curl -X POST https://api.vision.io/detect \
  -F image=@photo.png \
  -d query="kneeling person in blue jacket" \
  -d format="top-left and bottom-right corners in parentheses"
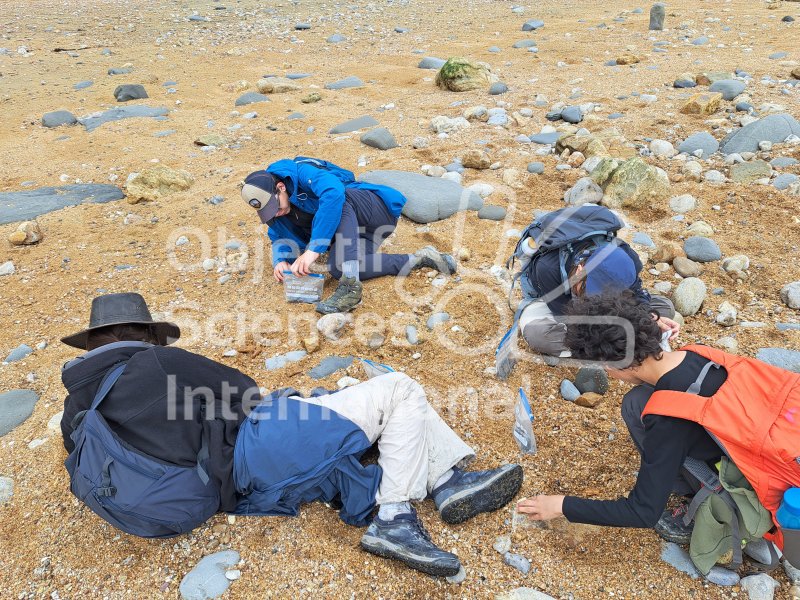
top-left (241, 157), bottom-right (456, 314)
top-left (61, 293), bottom-right (523, 578)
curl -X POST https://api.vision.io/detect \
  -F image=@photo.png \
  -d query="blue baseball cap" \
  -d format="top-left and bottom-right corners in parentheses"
top-left (583, 246), bottom-right (638, 295)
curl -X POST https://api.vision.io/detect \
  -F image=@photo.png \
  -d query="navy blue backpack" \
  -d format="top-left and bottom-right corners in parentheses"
top-left (64, 363), bottom-right (220, 538)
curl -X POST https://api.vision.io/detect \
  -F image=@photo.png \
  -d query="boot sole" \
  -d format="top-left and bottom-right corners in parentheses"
top-left (315, 300), bottom-right (362, 315)
top-left (439, 465), bottom-right (523, 525)
top-left (360, 536), bottom-right (461, 577)
top-left (654, 522), bottom-right (692, 545)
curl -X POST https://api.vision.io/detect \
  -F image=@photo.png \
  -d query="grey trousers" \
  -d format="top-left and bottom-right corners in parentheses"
top-left (621, 384), bottom-right (700, 497)
top-left (520, 294), bottom-right (676, 356)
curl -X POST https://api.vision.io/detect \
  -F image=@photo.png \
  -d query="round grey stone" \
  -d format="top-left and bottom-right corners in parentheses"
top-left (560, 380), bottom-right (580, 402)
top-left (527, 162), bottom-right (545, 174)
top-left (560, 106), bottom-right (583, 124)
top-left (678, 132), bottom-right (719, 157)
top-left (42, 110), bottom-right (77, 128)
top-left (489, 82), bottom-right (508, 95)
top-left (574, 366), bottom-right (609, 395)
top-left (684, 236), bottom-right (722, 262)
top-left (113, 84), bottom-right (148, 102)
top-left (709, 79), bottom-right (746, 101)
top-left (673, 277), bottom-right (707, 317)
top-left (478, 205), bottom-right (507, 220)
top-left (0, 389), bottom-right (39, 437)
top-left (774, 173), bottom-right (798, 190)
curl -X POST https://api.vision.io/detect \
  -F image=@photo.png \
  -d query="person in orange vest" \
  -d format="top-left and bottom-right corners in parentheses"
top-left (517, 289), bottom-right (800, 558)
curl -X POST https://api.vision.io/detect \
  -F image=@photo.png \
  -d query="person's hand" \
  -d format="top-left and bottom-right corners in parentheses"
top-left (655, 316), bottom-right (681, 340)
top-left (516, 495), bottom-right (565, 521)
top-left (273, 261), bottom-right (291, 283)
top-left (290, 250), bottom-right (319, 277)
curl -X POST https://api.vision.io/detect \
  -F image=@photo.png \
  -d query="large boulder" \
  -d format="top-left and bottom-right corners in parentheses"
top-left (0, 184), bottom-right (125, 225)
top-left (719, 114), bottom-right (800, 155)
top-left (592, 157), bottom-right (670, 209)
top-left (125, 166), bottom-right (194, 204)
top-left (359, 170), bottom-right (483, 223)
top-left (435, 57), bottom-right (499, 92)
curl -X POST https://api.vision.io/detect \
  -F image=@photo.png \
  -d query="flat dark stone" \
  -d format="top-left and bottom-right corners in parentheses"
top-left (73, 80), bottom-right (94, 90)
top-left (286, 73), bottom-right (311, 80)
top-left (417, 57), bottom-right (446, 69)
top-left (114, 84), bottom-right (148, 102)
top-left (329, 115), bottom-right (379, 134)
top-left (42, 110), bottom-right (77, 128)
top-left (108, 67), bottom-right (132, 75)
top-left (235, 92), bottom-right (270, 107)
top-left (756, 348), bottom-right (800, 373)
top-left (530, 131), bottom-right (561, 144)
top-left (79, 105), bottom-right (169, 132)
top-left (0, 184), bottom-right (125, 224)
top-left (325, 76), bottom-right (364, 90)
top-left (0, 390), bottom-right (39, 437)
top-left (308, 356), bottom-right (354, 379)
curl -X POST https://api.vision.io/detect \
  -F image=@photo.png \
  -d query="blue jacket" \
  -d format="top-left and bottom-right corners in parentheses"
top-left (232, 389), bottom-right (381, 527)
top-left (265, 159), bottom-right (407, 267)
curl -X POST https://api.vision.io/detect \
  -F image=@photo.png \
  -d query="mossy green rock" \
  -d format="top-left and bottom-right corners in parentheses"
top-left (435, 57), bottom-right (498, 92)
top-left (598, 157), bottom-right (670, 209)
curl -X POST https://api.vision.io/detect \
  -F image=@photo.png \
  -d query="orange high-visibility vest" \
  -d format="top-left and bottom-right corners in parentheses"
top-left (642, 344), bottom-right (800, 549)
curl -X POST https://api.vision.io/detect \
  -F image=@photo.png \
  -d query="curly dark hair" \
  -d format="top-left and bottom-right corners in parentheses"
top-left (564, 290), bottom-right (663, 367)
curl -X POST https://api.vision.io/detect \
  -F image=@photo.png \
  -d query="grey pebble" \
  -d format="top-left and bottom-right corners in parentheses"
top-left (42, 110), bottom-right (77, 128)
top-left (330, 115), bottom-right (379, 134)
top-left (560, 106), bottom-right (582, 124)
top-left (73, 80), bottom-right (93, 90)
top-left (325, 76), bottom-right (364, 90)
top-left (309, 356), bottom-right (354, 379)
top-left (503, 552), bottom-right (531, 575)
top-left (327, 34), bottom-right (346, 43)
top-left (684, 236), bottom-right (722, 262)
top-left (427, 312), bottom-right (451, 330)
top-left (489, 82), bottom-right (508, 95)
top-left (527, 162), bottom-right (545, 174)
top-left (418, 57), bottom-right (446, 69)
top-left (477, 205), bottom-right (507, 220)
top-left (235, 92), bottom-right (269, 107)
top-left (179, 550), bottom-right (240, 600)
top-left (574, 366), bottom-right (609, 395)
top-left (360, 127), bottom-right (398, 150)
top-left (0, 389), bottom-right (39, 437)
top-left (560, 380), bottom-right (580, 402)
top-left (114, 84), bottom-right (148, 102)
top-left (406, 326), bottom-right (419, 345)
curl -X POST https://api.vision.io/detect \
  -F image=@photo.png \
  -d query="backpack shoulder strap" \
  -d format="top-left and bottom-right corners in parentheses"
top-left (90, 362), bottom-right (127, 411)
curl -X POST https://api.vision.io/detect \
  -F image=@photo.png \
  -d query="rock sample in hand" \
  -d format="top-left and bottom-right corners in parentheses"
top-left (435, 57), bottom-right (499, 92)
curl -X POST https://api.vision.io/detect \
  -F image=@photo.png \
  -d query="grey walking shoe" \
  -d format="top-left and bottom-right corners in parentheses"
top-left (413, 246), bottom-right (458, 275)
top-left (315, 277), bottom-right (363, 314)
top-left (360, 509), bottom-right (462, 577)
top-left (432, 464), bottom-right (523, 524)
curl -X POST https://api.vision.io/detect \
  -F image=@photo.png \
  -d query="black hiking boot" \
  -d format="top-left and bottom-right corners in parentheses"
top-left (655, 502), bottom-right (694, 545)
top-left (432, 464), bottom-right (524, 525)
top-left (315, 276), bottom-right (363, 314)
top-left (360, 508), bottom-right (462, 577)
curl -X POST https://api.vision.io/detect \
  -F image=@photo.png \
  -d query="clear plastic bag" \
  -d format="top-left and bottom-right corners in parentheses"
top-left (495, 324), bottom-right (519, 381)
top-left (361, 358), bottom-right (395, 379)
top-left (513, 388), bottom-right (536, 455)
top-left (283, 272), bottom-right (325, 303)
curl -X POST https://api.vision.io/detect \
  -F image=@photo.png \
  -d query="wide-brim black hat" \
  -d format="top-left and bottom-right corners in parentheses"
top-left (61, 292), bottom-right (180, 350)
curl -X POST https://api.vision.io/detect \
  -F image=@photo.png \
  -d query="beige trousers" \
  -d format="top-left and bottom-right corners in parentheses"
top-left (298, 372), bottom-right (475, 504)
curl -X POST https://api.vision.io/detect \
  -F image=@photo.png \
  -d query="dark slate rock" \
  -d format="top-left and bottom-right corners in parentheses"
top-left (73, 80), bottom-right (93, 90)
top-left (79, 106), bottom-right (169, 132)
top-left (327, 33), bottom-right (346, 43)
top-left (394, 27), bottom-right (409, 33)
top-left (719, 113), bottom-right (800, 154)
top-left (0, 390), bottom-right (39, 437)
top-left (4, 344), bottom-right (33, 363)
top-left (545, 111), bottom-right (562, 122)
top-left (756, 348), bottom-right (800, 373)
top-left (560, 380), bottom-right (580, 402)
top-left (309, 356), bottom-right (354, 379)
top-left (235, 92), bottom-right (269, 107)
top-left (530, 131), bottom-right (560, 145)
top-left (295, 22), bottom-right (311, 30)
top-left (286, 73), bottom-right (311, 80)
top-left (330, 115), bottom-right (379, 134)
top-left (287, 112), bottom-right (305, 120)
top-left (709, 79), bottom-right (746, 101)
top-left (489, 82), bottom-right (508, 95)
top-left (324, 76), bottom-right (364, 90)
top-left (0, 184), bottom-right (125, 224)
top-left (107, 67), bottom-right (132, 75)
top-left (359, 170), bottom-right (482, 223)
top-left (692, 36), bottom-right (709, 46)
top-left (114, 84), bottom-right (148, 102)
top-left (522, 19), bottom-right (544, 31)
top-left (527, 162), bottom-right (545, 174)
top-left (42, 110), bottom-right (77, 128)
top-left (512, 39), bottom-right (537, 49)
top-left (560, 106), bottom-right (583, 124)
top-left (188, 14), bottom-right (209, 21)
top-left (769, 52), bottom-right (788, 60)
top-left (674, 79), bottom-right (696, 88)
top-left (418, 57), bottom-right (446, 69)
top-left (477, 205), bottom-right (507, 220)
top-left (445, 161), bottom-right (464, 174)
top-left (360, 127), bottom-right (398, 150)
top-left (774, 173), bottom-right (798, 190)
top-left (574, 366), bottom-right (609, 395)
top-left (771, 157), bottom-right (799, 168)
top-left (735, 101), bottom-right (754, 113)
top-left (632, 232), bottom-right (655, 247)
top-left (684, 236), bottom-right (722, 262)
top-left (179, 550), bottom-right (240, 600)
top-left (783, 16), bottom-right (795, 23)
top-left (678, 132), bottom-right (719, 156)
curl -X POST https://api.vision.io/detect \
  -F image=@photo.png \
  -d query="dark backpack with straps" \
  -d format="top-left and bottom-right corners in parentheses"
top-left (64, 363), bottom-right (220, 538)
top-left (293, 156), bottom-right (356, 185)
top-left (507, 204), bottom-right (624, 303)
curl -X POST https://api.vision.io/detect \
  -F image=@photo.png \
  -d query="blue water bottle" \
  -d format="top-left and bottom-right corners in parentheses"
top-left (777, 488), bottom-right (800, 530)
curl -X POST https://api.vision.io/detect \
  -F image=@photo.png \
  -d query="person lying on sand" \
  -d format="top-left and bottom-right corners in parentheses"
top-left (240, 156), bottom-right (455, 314)
top-left (518, 290), bottom-right (799, 574)
top-left (60, 293), bottom-right (523, 577)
